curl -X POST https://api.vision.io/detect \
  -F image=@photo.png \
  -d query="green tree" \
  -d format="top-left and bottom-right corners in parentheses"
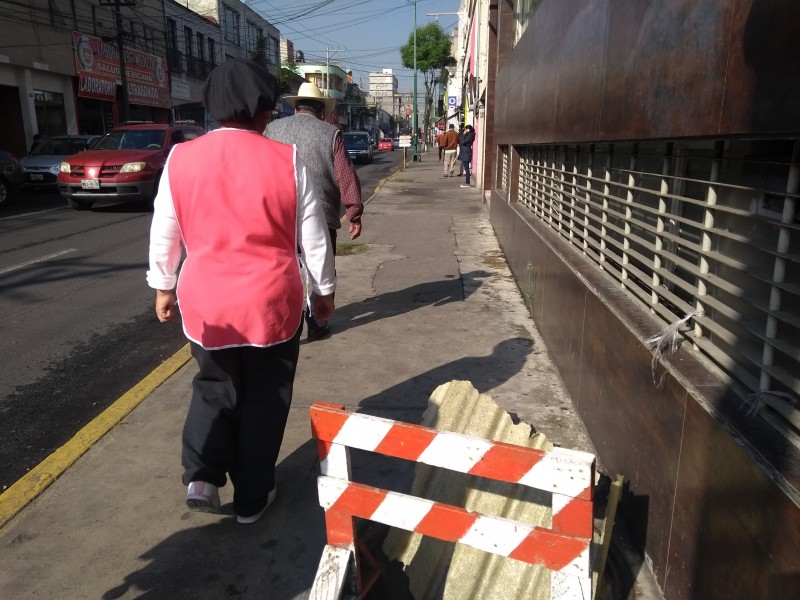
top-left (251, 34), bottom-right (269, 69)
top-left (278, 62), bottom-right (302, 94)
top-left (400, 22), bottom-right (454, 140)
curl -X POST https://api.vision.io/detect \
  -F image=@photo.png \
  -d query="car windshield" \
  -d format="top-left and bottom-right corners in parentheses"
top-left (343, 133), bottom-right (368, 144)
top-left (32, 138), bottom-right (90, 155)
top-left (93, 130), bottom-right (166, 151)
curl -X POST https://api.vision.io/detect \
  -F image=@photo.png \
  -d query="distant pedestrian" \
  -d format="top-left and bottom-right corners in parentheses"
top-left (460, 125), bottom-right (475, 188)
top-left (457, 126), bottom-right (465, 176)
top-left (147, 59), bottom-right (336, 524)
top-left (266, 82), bottom-right (363, 342)
top-left (440, 124), bottom-right (459, 177)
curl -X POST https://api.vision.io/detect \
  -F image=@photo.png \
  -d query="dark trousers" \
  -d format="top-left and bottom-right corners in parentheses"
top-left (306, 228), bottom-right (337, 331)
top-left (462, 160), bottom-right (472, 184)
top-left (182, 325), bottom-right (301, 517)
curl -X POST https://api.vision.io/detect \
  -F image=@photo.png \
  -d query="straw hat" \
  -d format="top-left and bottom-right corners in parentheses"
top-left (284, 82), bottom-right (337, 116)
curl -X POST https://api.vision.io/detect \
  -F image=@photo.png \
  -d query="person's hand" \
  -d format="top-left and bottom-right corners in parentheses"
top-left (314, 294), bottom-right (335, 323)
top-left (155, 289), bottom-right (177, 322)
top-left (349, 221), bottom-right (362, 240)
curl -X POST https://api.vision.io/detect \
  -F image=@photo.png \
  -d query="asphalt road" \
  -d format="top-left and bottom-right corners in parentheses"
top-left (0, 148), bottom-right (401, 491)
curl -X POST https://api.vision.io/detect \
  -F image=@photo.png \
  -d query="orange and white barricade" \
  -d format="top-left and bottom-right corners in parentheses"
top-left (309, 402), bottom-right (596, 600)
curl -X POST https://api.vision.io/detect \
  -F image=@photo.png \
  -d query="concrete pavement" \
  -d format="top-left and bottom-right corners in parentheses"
top-left (0, 155), bottom-right (598, 599)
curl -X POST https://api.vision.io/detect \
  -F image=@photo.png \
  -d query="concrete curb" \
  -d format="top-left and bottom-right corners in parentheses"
top-left (0, 344), bottom-right (192, 532)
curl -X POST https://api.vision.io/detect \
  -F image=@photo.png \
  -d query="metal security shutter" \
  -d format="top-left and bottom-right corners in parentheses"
top-left (516, 139), bottom-right (800, 446)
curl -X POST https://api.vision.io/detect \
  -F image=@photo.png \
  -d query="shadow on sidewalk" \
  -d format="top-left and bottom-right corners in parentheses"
top-left (325, 270), bottom-right (492, 337)
top-left (101, 337), bottom-right (533, 600)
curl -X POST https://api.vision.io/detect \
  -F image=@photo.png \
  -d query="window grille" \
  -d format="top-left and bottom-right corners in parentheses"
top-left (516, 140), bottom-right (800, 445)
top-left (499, 145), bottom-right (509, 191)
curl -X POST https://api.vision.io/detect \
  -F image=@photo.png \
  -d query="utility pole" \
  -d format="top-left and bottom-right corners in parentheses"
top-left (410, 0), bottom-right (419, 161)
top-left (100, 0), bottom-right (134, 124)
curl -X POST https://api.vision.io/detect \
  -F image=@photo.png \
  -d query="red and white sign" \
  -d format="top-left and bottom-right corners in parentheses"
top-left (72, 32), bottom-right (170, 108)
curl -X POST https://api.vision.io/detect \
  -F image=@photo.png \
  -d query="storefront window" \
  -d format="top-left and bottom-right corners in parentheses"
top-left (34, 90), bottom-right (67, 137)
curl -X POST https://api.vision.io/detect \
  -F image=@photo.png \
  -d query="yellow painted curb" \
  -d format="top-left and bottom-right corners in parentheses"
top-left (0, 344), bottom-right (192, 531)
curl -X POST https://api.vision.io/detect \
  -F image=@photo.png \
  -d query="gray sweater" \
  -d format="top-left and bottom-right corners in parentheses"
top-left (266, 114), bottom-right (341, 230)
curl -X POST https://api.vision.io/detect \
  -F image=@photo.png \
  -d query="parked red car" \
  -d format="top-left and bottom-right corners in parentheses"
top-left (377, 138), bottom-right (394, 151)
top-left (58, 122), bottom-right (204, 210)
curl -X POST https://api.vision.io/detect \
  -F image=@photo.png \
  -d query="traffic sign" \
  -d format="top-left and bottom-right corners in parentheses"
top-left (447, 95), bottom-right (457, 108)
top-left (399, 135), bottom-right (412, 148)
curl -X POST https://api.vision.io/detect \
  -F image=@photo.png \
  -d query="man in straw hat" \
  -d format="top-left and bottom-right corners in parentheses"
top-left (266, 81), bottom-right (362, 342)
top-left (147, 59), bottom-right (335, 524)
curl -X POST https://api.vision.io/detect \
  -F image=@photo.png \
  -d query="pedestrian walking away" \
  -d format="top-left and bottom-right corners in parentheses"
top-left (266, 81), bottom-right (363, 342)
top-left (440, 123), bottom-right (459, 177)
top-left (460, 125), bottom-right (475, 187)
top-left (146, 59), bottom-right (336, 525)
top-left (457, 126), bottom-right (465, 176)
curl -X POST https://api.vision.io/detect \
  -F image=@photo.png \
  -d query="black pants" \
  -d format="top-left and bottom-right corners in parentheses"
top-left (182, 325), bottom-right (301, 517)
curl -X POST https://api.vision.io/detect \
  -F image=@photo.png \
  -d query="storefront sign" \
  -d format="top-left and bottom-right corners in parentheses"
top-left (171, 77), bottom-right (191, 101)
top-left (72, 32), bottom-right (170, 108)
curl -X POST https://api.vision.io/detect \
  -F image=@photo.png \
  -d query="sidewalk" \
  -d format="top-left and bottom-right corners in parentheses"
top-left (0, 156), bottom-right (596, 599)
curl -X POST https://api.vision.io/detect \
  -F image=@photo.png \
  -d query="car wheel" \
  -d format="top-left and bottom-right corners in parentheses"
top-left (67, 197), bottom-right (94, 211)
top-left (0, 178), bottom-right (8, 205)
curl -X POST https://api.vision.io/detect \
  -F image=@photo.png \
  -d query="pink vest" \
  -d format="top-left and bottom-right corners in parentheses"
top-left (168, 129), bottom-right (302, 349)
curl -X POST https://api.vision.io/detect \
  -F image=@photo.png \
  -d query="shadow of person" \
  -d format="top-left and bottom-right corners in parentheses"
top-left (321, 270), bottom-right (492, 339)
top-left (102, 439), bottom-right (326, 600)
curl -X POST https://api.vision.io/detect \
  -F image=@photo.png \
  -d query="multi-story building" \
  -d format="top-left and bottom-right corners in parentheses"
top-left (185, 0), bottom-right (280, 73)
top-left (165, 0), bottom-right (222, 127)
top-left (368, 68), bottom-right (400, 119)
top-left (0, 0), bottom-right (171, 156)
top-left (295, 61), bottom-right (347, 126)
top-left (454, 1), bottom-right (800, 598)
top-left (0, 0), bottom-right (283, 155)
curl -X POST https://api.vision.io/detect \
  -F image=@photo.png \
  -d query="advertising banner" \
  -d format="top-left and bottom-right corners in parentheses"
top-left (73, 32), bottom-right (170, 108)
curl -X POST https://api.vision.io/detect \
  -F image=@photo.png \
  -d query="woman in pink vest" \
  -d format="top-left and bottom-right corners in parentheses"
top-left (147, 59), bottom-right (335, 524)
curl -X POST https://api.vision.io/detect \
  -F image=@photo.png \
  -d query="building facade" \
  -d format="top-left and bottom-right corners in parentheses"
top-left (368, 68), bottom-right (399, 117)
top-left (0, 0), bottom-right (171, 157)
top-left (472, 1), bottom-right (800, 598)
top-left (165, 0), bottom-right (223, 128)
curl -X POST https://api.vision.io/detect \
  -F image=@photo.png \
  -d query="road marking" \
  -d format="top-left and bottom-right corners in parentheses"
top-left (0, 344), bottom-right (192, 532)
top-left (0, 248), bottom-right (78, 275)
top-left (0, 207), bottom-right (65, 220)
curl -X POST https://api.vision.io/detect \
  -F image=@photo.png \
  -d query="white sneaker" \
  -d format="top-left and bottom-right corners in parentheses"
top-left (236, 488), bottom-right (277, 524)
top-left (186, 481), bottom-right (221, 513)
top-left (460, 184), bottom-right (470, 188)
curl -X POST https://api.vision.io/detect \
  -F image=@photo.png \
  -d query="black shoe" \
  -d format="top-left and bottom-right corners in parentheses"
top-left (307, 325), bottom-right (331, 341)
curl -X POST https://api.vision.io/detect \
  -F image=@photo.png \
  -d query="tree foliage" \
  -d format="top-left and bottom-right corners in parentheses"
top-left (278, 62), bottom-right (302, 94)
top-left (251, 35), bottom-right (269, 69)
top-left (400, 22), bottom-right (454, 138)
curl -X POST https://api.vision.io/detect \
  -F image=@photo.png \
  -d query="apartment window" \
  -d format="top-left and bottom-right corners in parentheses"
top-left (247, 21), bottom-right (262, 52)
top-left (268, 36), bottom-right (279, 65)
top-left (167, 18), bottom-right (178, 51)
top-left (223, 5), bottom-right (241, 46)
top-left (514, 0), bottom-right (538, 43)
top-left (167, 18), bottom-right (182, 74)
top-left (208, 38), bottom-right (217, 67)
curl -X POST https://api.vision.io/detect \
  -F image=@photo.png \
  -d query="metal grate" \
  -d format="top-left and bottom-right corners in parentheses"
top-left (500, 145), bottom-right (509, 191)
top-left (517, 140), bottom-right (800, 445)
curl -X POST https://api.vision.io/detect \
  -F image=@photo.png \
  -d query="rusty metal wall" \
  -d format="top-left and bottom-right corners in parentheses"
top-left (493, 0), bottom-right (800, 146)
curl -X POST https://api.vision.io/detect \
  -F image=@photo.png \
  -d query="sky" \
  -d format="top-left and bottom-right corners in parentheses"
top-left (246, 0), bottom-right (462, 93)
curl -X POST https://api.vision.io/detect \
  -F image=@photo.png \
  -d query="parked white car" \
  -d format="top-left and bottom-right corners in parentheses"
top-left (21, 135), bottom-right (101, 189)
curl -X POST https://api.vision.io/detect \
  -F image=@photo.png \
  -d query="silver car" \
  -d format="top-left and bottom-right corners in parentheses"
top-left (21, 135), bottom-right (101, 189)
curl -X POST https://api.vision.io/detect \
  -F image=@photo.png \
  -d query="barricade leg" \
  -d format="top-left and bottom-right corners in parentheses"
top-left (550, 490), bottom-right (594, 600)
